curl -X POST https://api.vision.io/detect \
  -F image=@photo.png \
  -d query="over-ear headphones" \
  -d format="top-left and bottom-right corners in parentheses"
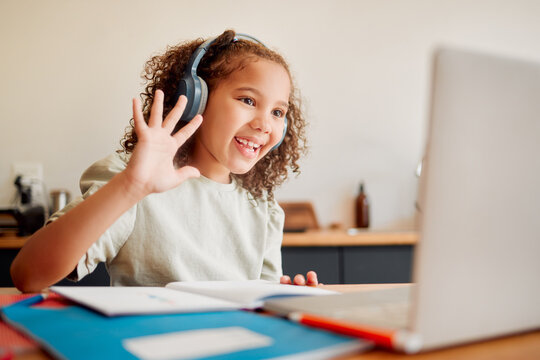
top-left (172, 33), bottom-right (287, 150)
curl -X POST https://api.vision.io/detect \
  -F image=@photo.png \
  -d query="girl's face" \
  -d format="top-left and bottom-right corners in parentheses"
top-left (190, 58), bottom-right (291, 183)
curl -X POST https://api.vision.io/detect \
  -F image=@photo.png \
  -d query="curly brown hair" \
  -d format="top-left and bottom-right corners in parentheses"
top-left (120, 29), bottom-right (307, 200)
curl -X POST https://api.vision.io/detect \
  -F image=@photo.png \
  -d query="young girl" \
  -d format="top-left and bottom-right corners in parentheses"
top-left (11, 30), bottom-right (318, 292)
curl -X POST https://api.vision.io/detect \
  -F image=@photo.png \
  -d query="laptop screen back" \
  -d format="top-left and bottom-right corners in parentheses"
top-left (412, 48), bottom-right (540, 349)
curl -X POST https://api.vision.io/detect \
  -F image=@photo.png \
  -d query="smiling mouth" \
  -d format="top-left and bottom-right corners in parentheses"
top-left (234, 137), bottom-right (263, 152)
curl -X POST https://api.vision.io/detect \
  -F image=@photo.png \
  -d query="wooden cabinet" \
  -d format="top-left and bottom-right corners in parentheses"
top-left (0, 232), bottom-right (110, 287)
top-left (1, 230), bottom-right (418, 286)
top-left (282, 230), bottom-right (417, 284)
top-left (0, 248), bottom-right (19, 287)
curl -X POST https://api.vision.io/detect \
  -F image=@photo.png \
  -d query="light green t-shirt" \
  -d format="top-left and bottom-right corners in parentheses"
top-left (48, 152), bottom-right (284, 286)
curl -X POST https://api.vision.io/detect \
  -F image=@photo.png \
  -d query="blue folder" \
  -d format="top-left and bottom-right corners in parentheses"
top-left (1, 295), bottom-right (371, 359)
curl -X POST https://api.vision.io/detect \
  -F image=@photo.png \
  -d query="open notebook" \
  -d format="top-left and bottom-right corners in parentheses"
top-left (50, 280), bottom-right (335, 316)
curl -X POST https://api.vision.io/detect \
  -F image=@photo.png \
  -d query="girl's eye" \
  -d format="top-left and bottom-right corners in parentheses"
top-left (240, 97), bottom-right (255, 106)
top-left (272, 109), bottom-right (285, 118)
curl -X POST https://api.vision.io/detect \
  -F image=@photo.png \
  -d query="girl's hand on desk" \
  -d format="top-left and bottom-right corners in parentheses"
top-left (280, 270), bottom-right (320, 286)
top-left (125, 90), bottom-right (202, 197)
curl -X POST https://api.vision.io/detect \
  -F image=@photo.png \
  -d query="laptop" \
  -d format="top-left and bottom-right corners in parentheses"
top-left (265, 47), bottom-right (540, 353)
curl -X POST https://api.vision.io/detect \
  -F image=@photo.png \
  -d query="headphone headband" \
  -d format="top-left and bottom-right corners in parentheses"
top-left (186, 34), bottom-right (265, 78)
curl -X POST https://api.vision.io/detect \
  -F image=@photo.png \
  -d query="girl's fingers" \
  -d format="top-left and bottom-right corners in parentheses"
top-left (281, 273), bottom-right (317, 286)
top-left (173, 115), bottom-right (203, 146)
top-left (148, 90), bottom-right (164, 127)
top-left (163, 95), bottom-right (188, 132)
top-left (306, 271), bottom-right (319, 286)
top-left (293, 274), bottom-right (306, 286)
top-left (280, 275), bottom-right (292, 285)
top-left (132, 97), bottom-right (147, 134)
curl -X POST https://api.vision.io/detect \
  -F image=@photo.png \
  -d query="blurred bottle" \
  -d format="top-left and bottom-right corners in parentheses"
top-left (355, 182), bottom-right (370, 228)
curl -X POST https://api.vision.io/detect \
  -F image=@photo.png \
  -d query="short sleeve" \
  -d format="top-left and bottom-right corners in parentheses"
top-left (260, 198), bottom-right (284, 281)
top-left (47, 153), bottom-right (136, 282)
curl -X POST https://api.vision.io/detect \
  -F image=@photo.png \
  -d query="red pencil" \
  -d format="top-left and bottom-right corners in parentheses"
top-left (288, 312), bottom-right (422, 354)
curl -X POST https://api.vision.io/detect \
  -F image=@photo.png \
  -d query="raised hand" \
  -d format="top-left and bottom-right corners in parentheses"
top-left (124, 90), bottom-right (202, 197)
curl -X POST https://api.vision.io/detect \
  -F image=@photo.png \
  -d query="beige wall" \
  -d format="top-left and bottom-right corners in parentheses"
top-left (1, 0), bottom-right (539, 229)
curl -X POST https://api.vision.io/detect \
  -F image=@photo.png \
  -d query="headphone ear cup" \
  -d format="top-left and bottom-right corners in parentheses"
top-left (197, 77), bottom-right (208, 115)
top-left (177, 78), bottom-right (193, 122)
top-left (271, 116), bottom-right (288, 151)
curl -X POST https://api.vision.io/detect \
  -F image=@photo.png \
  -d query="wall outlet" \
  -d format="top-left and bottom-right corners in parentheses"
top-left (12, 162), bottom-right (43, 181)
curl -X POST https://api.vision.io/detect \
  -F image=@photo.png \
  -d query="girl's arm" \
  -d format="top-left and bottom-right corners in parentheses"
top-left (10, 91), bottom-right (202, 292)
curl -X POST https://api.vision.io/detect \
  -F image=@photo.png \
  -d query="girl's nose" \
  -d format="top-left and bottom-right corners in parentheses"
top-left (250, 113), bottom-right (271, 133)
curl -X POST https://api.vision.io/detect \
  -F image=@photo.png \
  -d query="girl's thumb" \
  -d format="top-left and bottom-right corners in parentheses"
top-left (176, 166), bottom-right (201, 182)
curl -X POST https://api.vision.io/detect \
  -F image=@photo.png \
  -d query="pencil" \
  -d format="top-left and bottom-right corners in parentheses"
top-left (288, 312), bottom-right (422, 354)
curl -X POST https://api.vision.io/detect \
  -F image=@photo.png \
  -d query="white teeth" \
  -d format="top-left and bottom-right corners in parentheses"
top-left (236, 137), bottom-right (261, 150)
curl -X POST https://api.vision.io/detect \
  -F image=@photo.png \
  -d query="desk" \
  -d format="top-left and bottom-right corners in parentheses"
top-left (3, 285), bottom-right (539, 360)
